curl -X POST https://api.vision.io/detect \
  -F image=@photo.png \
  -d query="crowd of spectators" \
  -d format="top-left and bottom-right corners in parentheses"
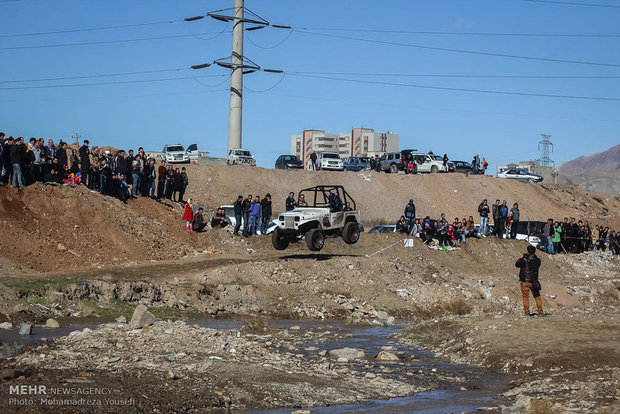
top-left (229, 193), bottom-right (273, 237)
top-left (0, 133), bottom-right (189, 205)
top-left (395, 198), bottom-right (619, 255)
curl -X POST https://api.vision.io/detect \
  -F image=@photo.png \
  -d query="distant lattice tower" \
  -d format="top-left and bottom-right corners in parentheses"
top-left (538, 134), bottom-right (554, 167)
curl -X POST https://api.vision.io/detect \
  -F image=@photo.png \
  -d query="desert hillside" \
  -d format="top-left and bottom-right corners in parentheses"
top-left (556, 144), bottom-right (620, 175)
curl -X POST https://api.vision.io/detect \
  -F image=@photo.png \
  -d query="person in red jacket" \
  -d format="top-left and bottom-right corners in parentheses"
top-left (182, 198), bottom-right (194, 231)
top-left (157, 160), bottom-right (167, 199)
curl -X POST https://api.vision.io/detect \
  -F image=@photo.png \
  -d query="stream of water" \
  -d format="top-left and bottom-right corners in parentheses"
top-left (0, 319), bottom-right (509, 413)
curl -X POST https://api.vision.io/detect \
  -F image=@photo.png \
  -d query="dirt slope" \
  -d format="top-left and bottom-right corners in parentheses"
top-left (1, 166), bottom-right (618, 272)
top-left (183, 164), bottom-right (620, 225)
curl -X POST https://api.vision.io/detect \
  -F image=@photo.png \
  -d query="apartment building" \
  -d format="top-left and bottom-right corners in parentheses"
top-left (291, 128), bottom-right (399, 168)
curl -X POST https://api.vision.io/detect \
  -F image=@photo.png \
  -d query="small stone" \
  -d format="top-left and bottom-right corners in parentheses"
top-left (19, 322), bottom-right (32, 336)
top-left (488, 281), bottom-right (495, 287)
top-left (337, 357), bottom-right (348, 363)
top-left (57, 243), bottom-right (67, 252)
top-left (45, 318), bottom-right (60, 328)
top-left (166, 370), bottom-right (178, 380)
top-left (329, 347), bottom-right (365, 360)
top-left (116, 315), bottom-right (127, 324)
top-left (289, 326), bottom-right (301, 331)
top-left (291, 410), bottom-right (311, 414)
top-left (376, 311), bottom-right (389, 320)
top-left (376, 351), bottom-right (400, 361)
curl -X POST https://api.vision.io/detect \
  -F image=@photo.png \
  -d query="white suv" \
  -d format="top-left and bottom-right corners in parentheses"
top-left (227, 148), bottom-right (256, 166)
top-left (162, 145), bottom-right (190, 164)
top-left (411, 153), bottom-right (447, 173)
top-left (318, 152), bottom-right (344, 171)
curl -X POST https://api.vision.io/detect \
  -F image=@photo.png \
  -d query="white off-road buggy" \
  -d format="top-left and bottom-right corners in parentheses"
top-left (272, 185), bottom-right (361, 251)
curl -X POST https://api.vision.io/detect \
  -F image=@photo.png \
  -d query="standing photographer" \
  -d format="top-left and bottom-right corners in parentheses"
top-left (515, 245), bottom-right (544, 317)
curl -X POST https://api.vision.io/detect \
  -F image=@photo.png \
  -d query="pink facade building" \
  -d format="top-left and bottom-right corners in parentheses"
top-left (291, 128), bottom-right (399, 169)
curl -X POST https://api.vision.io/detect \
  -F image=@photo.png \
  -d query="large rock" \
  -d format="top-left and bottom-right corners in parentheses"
top-left (328, 347), bottom-right (365, 360)
top-left (45, 318), bottom-right (60, 328)
top-left (376, 351), bottom-right (400, 361)
top-left (18, 322), bottom-right (32, 335)
top-left (128, 304), bottom-right (157, 329)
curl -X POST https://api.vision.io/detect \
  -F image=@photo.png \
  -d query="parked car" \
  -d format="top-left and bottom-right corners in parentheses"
top-left (343, 156), bottom-right (371, 171)
top-left (272, 185), bottom-right (361, 251)
top-left (451, 160), bottom-right (473, 174)
top-left (227, 148), bottom-right (256, 166)
top-left (411, 153), bottom-right (448, 173)
top-left (368, 224), bottom-right (397, 234)
top-left (377, 149), bottom-right (418, 174)
top-left (497, 168), bottom-right (543, 183)
top-left (275, 154), bottom-right (304, 170)
top-left (162, 144), bottom-right (190, 164)
top-left (317, 152), bottom-right (344, 171)
top-left (186, 144), bottom-right (200, 162)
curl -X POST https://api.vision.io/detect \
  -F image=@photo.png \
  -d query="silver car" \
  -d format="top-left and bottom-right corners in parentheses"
top-left (497, 168), bottom-right (543, 183)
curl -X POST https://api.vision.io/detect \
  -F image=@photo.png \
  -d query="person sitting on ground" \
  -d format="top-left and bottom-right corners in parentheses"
top-left (298, 194), bottom-right (308, 207)
top-left (410, 218), bottom-right (423, 238)
top-left (193, 208), bottom-right (208, 233)
top-left (396, 216), bottom-right (408, 233)
top-left (465, 216), bottom-right (477, 238)
top-left (43, 167), bottom-right (62, 185)
top-left (421, 216), bottom-right (436, 244)
top-left (211, 208), bottom-right (228, 229)
top-left (112, 173), bottom-right (131, 203)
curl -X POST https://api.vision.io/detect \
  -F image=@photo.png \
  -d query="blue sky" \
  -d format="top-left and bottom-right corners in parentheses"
top-left (1, 0), bottom-right (619, 172)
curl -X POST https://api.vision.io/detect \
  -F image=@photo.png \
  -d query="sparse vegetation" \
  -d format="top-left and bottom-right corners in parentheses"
top-left (413, 297), bottom-right (474, 319)
top-left (529, 399), bottom-right (560, 414)
top-left (241, 315), bottom-right (276, 335)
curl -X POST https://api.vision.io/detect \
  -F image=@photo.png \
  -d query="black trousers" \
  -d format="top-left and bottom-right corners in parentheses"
top-left (510, 221), bottom-right (518, 239)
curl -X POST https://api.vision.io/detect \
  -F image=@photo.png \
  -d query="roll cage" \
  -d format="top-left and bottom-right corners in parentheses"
top-left (298, 185), bottom-right (356, 211)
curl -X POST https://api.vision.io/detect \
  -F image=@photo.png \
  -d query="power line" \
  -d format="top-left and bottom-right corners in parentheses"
top-left (0, 68), bottom-right (187, 84)
top-left (0, 31), bottom-right (231, 50)
top-left (0, 19), bottom-right (184, 38)
top-left (0, 74), bottom-right (228, 90)
top-left (294, 30), bottom-right (620, 67)
top-left (292, 27), bottom-right (620, 38)
top-left (520, 0), bottom-right (620, 8)
top-left (286, 73), bottom-right (620, 101)
top-left (287, 71), bottom-right (620, 79)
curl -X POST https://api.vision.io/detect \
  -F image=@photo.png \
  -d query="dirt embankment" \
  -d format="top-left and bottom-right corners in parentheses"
top-left (184, 164), bottom-right (620, 226)
top-left (1, 165), bottom-right (619, 273)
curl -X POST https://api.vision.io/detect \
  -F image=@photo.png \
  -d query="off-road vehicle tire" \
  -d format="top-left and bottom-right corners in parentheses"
top-left (389, 164), bottom-right (398, 174)
top-left (306, 228), bottom-right (325, 251)
top-left (431, 165), bottom-right (439, 173)
top-left (272, 228), bottom-right (290, 250)
top-left (342, 222), bottom-right (360, 244)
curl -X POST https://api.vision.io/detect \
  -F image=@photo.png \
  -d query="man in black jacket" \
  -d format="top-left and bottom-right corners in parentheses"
top-left (260, 193), bottom-right (272, 235)
top-left (285, 192), bottom-right (296, 211)
top-left (79, 140), bottom-right (90, 187)
top-left (56, 141), bottom-right (68, 171)
top-left (515, 245), bottom-right (543, 316)
top-left (241, 194), bottom-right (252, 236)
top-left (492, 199), bottom-right (503, 238)
top-left (233, 195), bottom-right (243, 235)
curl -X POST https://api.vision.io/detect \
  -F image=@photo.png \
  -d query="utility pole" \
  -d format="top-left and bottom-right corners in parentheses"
top-left (537, 133), bottom-right (554, 167)
top-left (228, 0), bottom-right (244, 152)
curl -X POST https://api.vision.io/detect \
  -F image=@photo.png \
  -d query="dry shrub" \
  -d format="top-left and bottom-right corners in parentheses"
top-left (442, 297), bottom-right (473, 316)
top-left (529, 399), bottom-right (560, 414)
top-left (414, 297), bottom-right (473, 319)
top-left (597, 287), bottom-right (620, 306)
top-left (241, 315), bottom-right (276, 335)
